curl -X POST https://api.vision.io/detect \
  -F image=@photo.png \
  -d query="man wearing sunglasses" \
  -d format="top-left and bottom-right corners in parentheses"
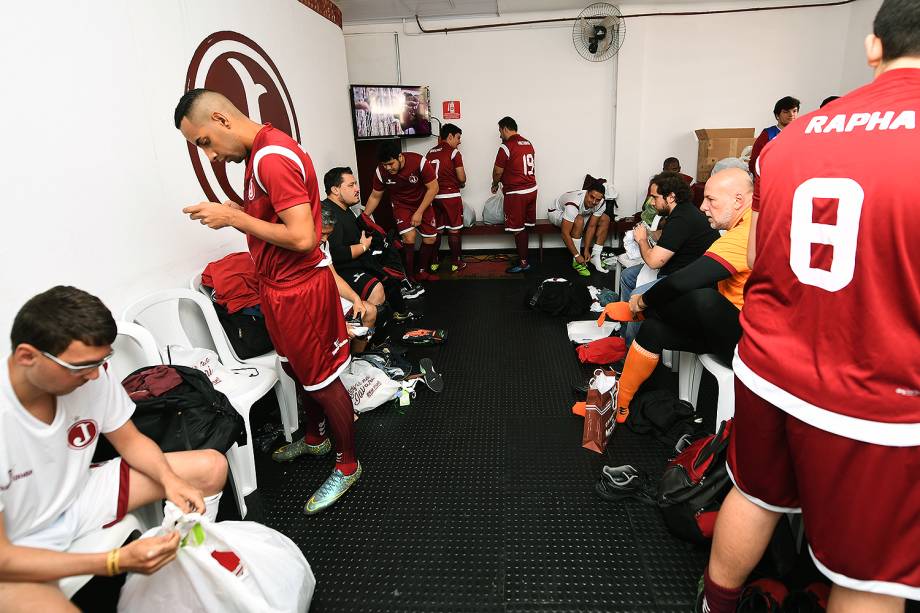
top-left (0, 286), bottom-right (227, 612)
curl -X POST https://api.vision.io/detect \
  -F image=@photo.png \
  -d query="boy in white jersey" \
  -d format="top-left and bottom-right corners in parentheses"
top-left (0, 286), bottom-right (227, 612)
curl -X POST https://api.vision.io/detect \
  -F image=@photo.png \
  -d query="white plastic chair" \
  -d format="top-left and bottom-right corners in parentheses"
top-left (111, 321), bottom-right (162, 382)
top-left (687, 353), bottom-right (736, 429)
top-left (123, 289), bottom-right (278, 518)
top-left (190, 275), bottom-right (299, 443)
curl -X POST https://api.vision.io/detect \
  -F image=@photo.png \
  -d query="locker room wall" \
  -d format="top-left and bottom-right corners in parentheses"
top-left (0, 0), bottom-right (356, 339)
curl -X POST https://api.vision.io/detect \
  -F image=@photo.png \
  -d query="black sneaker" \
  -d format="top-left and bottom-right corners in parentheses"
top-left (594, 465), bottom-right (656, 504)
top-left (400, 279), bottom-right (425, 299)
top-left (393, 310), bottom-right (419, 322)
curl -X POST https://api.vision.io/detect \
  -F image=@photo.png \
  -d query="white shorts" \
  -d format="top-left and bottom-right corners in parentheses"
top-left (14, 458), bottom-right (130, 552)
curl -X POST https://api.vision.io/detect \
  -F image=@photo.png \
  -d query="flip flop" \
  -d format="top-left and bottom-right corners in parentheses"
top-left (418, 358), bottom-right (444, 393)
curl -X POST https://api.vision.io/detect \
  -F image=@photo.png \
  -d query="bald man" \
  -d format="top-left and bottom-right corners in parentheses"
top-left (174, 89), bottom-right (361, 515)
top-left (604, 167), bottom-right (754, 423)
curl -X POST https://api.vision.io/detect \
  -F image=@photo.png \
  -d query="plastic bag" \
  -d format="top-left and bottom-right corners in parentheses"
top-left (566, 319), bottom-right (619, 344)
top-left (164, 345), bottom-right (256, 397)
top-left (340, 359), bottom-right (401, 413)
top-left (462, 200), bottom-right (476, 227)
top-left (482, 192), bottom-right (504, 225)
top-left (118, 502), bottom-right (314, 613)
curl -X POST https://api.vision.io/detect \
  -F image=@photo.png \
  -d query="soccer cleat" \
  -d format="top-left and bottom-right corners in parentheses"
top-left (591, 257), bottom-right (608, 272)
top-left (430, 262), bottom-right (440, 272)
top-left (304, 462), bottom-right (363, 515)
top-left (393, 310), bottom-right (419, 322)
top-left (271, 438), bottom-right (331, 463)
top-left (400, 280), bottom-right (425, 299)
top-left (451, 261), bottom-right (467, 273)
top-left (572, 259), bottom-right (591, 276)
top-left (693, 574), bottom-right (706, 613)
top-left (418, 357), bottom-right (444, 392)
top-left (505, 262), bottom-right (532, 273)
top-left (401, 328), bottom-right (447, 345)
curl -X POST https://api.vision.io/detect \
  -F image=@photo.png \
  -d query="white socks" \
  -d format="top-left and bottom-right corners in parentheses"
top-left (591, 244), bottom-right (605, 270)
top-left (573, 237), bottom-right (583, 257)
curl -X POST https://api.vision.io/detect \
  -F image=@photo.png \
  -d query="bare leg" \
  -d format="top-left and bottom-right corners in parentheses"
top-left (126, 449), bottom-right (227, 511)
top-left (708, 487), bottom-right (782, 587)
top-left (0, 582), bottom-right (79, 613)
top-left (827, 585), bottom-right (904, 613)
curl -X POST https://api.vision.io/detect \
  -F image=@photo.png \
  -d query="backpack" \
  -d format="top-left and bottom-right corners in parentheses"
top-left (211, 301), bottom-right (274, 360)
top-left (122, 365), bottom-right (246, 454)
top-left (657, 419), bottom-right (733, 544)
top-left (526, 279), bottom-right (591, 317)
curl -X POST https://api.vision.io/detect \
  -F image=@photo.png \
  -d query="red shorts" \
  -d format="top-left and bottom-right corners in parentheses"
top-left (728, 378), bottom-right (920, 598)
top-left (503, 190), bottom-right (537, 232)
top-left (259, 266), bottom-right (350, 390)
top-left (433, 196), bottom-right (464, 231)
top-left (393, 204), bottom-right (438, 238)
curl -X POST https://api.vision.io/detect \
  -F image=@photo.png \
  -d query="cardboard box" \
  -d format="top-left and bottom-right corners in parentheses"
top-left (695, 128), bottom-right (755, 181)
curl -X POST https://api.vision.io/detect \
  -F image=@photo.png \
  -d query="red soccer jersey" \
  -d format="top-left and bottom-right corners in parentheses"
top-left (425, 143), bottom-right (464, 197)
top-left (494, 134), bottom-right (537, 194)
top-left (737, 68), bottom-right (920, 446)
top-left (372, 151), bottom-right (436, 209)
top-left (242, 124), bottom-right (326, 283)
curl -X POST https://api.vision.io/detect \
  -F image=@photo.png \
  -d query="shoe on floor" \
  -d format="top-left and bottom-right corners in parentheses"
top-left (572, 258), bottom-right (591, 276)
top-left (506, 262), bottom-right (532, 273)
top-left (737, 578), bottom-right (788, 613)
top-left (418, 357), bottom-right (444, 392)
top-left (304, 462), bottom-right (363, 515)
top-left (271, 438), bottom-right (331, 462)
top-left (393, 310), bottom-right (419, 322)
top-left (451, 261), bottom-right (467, 272)
top-left (594, 464), bottom-right (657, 504)
top-left (430, 262), bottom-right (440, 272)
top-left (400, 280), bottom-right (425, 299)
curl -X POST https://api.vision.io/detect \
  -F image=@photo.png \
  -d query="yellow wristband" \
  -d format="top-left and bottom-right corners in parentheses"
top-left (106, 548), bottom-right (121, 576)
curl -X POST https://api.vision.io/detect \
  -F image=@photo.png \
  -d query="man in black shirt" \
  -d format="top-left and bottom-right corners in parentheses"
top-left (622, 172), bottom-right (719, 345)
top-left (322, 168), bottom-right (422, 315)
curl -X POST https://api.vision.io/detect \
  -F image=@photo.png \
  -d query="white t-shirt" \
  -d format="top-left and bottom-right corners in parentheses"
top-left (554, 190), bottom-right (605, 223)
top-left (0, 361), bottom-right (133, 544)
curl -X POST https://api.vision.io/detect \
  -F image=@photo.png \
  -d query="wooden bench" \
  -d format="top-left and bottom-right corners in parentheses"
top-left (463, 219), bottom-right (557, 261)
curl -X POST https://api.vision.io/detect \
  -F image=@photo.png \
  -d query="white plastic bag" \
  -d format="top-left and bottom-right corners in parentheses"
top-left (118, 502), bottom-right (314, 613)
top-left (482, 192), bottom-right (504, 225)
top-left (462, 200), bottom-right (476, 227)
top-left (340, 359), bottom-right (400, 413)
top-left (567, 319), bottom-right (620, 344)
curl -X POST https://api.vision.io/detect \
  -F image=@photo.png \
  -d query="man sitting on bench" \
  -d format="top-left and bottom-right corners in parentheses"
top-left (548, 177), bottom-right (611, 275)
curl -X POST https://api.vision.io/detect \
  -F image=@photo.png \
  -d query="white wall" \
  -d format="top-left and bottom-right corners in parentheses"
top-left (345, 0), bottom-right (885, 220)
top-left (0, 0), bottom-right (355, 340)
top-left (344, 11), bottom-right (617, 250)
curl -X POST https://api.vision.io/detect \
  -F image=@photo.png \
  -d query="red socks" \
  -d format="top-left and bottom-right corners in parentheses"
top-left (701, 568), bottom-right (743, 613)
top-left (306, 380), bottom-right (358, 475)
top-left (420, 241), bottom-right (437, 274)
top-left (514, 231), bottom-right (529, 263)
top-left (448, 233), bottom-right (462, 263)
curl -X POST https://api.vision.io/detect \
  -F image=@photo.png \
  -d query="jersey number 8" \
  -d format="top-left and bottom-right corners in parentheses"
top-left (789, 177), bottom-right (864, 292)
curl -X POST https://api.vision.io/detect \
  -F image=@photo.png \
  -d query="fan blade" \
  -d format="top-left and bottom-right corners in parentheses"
top-left (579, 16), bottom-right (593, 44)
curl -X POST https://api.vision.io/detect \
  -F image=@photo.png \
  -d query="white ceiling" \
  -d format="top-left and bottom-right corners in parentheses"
top-left (332, 0), bottom-right (843, 24)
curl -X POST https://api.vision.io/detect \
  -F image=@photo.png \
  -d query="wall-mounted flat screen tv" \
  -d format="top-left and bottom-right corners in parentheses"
top-left (350, 85), bottom-right (432, 140)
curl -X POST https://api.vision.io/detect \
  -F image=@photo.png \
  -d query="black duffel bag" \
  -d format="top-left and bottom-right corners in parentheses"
top-left (211, 300), bottom-right (274, 360)
top-left (657, 419), bottom-right (733, 544)
top-left (121, 365), bottom-right (245, 454)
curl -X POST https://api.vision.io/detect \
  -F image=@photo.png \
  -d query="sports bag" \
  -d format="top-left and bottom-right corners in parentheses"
top-left (121, 365), bottom-right (247, 454)
top-left (627, 389), bottom-right (699, 447)
top-left (526, 279), bottom-right (591, 317)
top-left (657, 419), bottom-right (733, 544)
top-left (211, 301), bottom-right (273, 360)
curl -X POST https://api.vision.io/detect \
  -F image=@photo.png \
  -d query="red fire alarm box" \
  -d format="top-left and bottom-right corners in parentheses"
top-left (442, 100), bottom-right (461, 119)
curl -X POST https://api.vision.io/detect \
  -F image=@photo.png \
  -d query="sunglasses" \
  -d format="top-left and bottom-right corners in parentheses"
top-left (41, 351), bottom-right (113, 374)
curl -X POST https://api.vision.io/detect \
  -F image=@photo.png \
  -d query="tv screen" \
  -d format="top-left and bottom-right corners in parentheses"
top-left (350, 85), bottom-right (432, 140)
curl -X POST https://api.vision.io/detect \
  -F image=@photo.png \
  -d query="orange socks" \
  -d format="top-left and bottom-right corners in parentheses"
top-left (615, 344), bottom-right (659, 423)
top-left (597, 302), bottom-right (645, 326)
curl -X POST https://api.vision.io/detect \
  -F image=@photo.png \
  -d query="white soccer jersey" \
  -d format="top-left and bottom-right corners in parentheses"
top-left (0, 363), bottom-right (133, 544)
top-left (554, 190), bottom-right (605, 223)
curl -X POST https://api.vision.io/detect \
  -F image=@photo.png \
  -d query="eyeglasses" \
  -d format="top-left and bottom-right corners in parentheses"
top-left (41, 351), bottom-right (113, 374)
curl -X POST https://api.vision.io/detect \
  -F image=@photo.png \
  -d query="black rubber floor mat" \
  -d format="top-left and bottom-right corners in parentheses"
top-left (254, 250), bottom-right (708, 612)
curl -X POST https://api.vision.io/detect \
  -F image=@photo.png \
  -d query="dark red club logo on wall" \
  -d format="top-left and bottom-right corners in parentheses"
top-left (67, 419), bottom-right (99, 450)
top-left (184, 31), bottom-right (301, 204)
